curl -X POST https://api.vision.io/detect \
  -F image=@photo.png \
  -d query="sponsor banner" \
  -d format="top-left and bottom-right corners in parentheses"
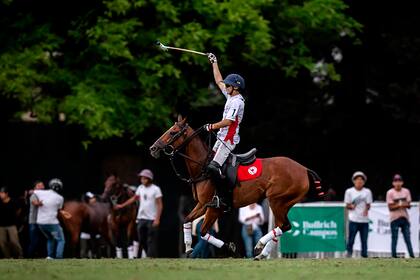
top-left (281, 203), bottom-right (346, 253)
top-left (354, 203), bottom-right (419, 254)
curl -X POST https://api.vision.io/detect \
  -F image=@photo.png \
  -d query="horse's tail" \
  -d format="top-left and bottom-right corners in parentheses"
top-left (307, 169), bottom-right (325, 199)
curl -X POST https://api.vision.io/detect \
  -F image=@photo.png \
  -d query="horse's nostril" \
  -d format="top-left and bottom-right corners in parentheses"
top-left (150, 146), bottom-right (157, 152)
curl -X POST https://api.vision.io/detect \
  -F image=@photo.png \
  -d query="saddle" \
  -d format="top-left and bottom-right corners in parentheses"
top-left (221, 148), bottom-right (257, 190)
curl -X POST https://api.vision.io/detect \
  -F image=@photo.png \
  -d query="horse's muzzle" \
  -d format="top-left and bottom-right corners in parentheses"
top-left (149, 144), bottom-right (161, 159)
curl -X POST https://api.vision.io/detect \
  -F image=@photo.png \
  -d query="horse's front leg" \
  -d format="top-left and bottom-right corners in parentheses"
top-left (200, 207), bottom-right (237, 257)
top-left (110, 218), bottom-right (122, 258)
top-left (182, 203), bottom-right (207, 255)
top-left (127, 217), bottom-right (136, 259)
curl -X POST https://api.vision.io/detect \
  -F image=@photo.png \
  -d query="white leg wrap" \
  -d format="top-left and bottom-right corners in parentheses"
top-left (201, 233), bottom-right (224, 248)
top-left (133, 241), bottom-right (139, 258)
top-left (141, 249), bottom-right (147, 258)
top-left (183, 222), bottom-right (192, 252)
top-left (128, 246), bottom-right (134, 259)
top-left (261, 238), bottom-right (278, 257)
top-left (115, 247), bottom-right (123, 259)
top-left (260, 227), bottom-right (282, 245)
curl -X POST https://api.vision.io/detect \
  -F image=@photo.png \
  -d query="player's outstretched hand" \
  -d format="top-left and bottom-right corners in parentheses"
top-left (208, 53), bottom-right (217, 64)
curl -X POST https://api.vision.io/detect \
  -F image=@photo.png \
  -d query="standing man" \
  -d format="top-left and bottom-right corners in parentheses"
top-left (115, 169), bottom-right (163, 258)
top-left (344, 171), bottom-right (373, 258)
top-left (0, 186), bottom-right (23, 258)
top-left (238, 203), bottom-right (265, 258)
top-left (33, 178), bottom-right (65, 259)
top-left (386, 174), bottom-right (415, 258)
top-left (204, 53), bottom-right (246, 209)
top-left (27, 180), bottom-right (45, 257)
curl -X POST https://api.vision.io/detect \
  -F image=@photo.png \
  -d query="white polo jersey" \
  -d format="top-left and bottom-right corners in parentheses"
top-left (217, 89), bottom-right (245, 145)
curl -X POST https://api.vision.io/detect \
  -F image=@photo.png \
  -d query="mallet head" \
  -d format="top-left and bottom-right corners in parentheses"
top-left (155, 40), bottom-right (168, 51)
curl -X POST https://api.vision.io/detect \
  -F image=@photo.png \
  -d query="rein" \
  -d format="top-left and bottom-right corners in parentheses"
top-left (164, 125), bottom-right (213, 200)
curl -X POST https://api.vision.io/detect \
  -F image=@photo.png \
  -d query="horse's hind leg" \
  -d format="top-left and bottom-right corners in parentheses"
top-left (254, 199), bottom-right (290, 258)
top-left (282, 216), bottom-right (292, 232)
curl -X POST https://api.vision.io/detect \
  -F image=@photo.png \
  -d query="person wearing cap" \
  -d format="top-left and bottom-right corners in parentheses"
top-left (0, 186), bottom-right (23, 258)
top-left (203, 53), bottom-right (246, 210)
top-left (115, 169), bottom-right (163, 257)
top-left (344, 171), bottom-right (373, 258)
top-left (33, 178), bottom-right (65, 259)
top-left (386, 174), bottom-right (415, 258)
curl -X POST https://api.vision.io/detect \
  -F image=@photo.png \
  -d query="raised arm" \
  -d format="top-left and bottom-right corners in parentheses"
top-left (208, 53), bottom-right (227, 95)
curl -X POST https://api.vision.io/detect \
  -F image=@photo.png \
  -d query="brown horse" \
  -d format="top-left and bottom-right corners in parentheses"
top-left (150, 117), bottom-right (323, 259)
top-left (101, 175), bottom-right (137, 258)
top-left (61, 200), bottom-right (112, 257)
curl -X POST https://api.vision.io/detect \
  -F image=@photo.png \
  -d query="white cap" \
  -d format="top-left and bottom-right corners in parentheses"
top-left (138, 169), bottom-right (154, 180)
top-left (352, 171), bottom-right (367, 182)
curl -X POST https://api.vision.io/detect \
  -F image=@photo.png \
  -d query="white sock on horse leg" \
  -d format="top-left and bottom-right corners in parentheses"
top-left (183, 222), bottom-right (192, 252)
top-left (115, 247), bottom-right (123, 258)
top-left (133, 241), bottom-right (139, 258)
top-left (201, 233), bottom-right (224, 248)
top-left (128, 246), bottom-right (134, 259)
top-left (261, 238), bottom-right (278, 257)
top-left (260, 227), bottom-right (282, 245)
top-left (141, 249), bottom-right (147, 258)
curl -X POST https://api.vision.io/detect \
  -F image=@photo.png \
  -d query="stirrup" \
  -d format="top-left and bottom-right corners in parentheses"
top-left (206, 195), bottom-right (226, 209)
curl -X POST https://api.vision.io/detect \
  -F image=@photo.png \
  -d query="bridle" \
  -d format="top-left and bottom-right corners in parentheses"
top-left (153, 123), bottom-right (191, 157)
top-left (152, 123), bottom-right (213, 197)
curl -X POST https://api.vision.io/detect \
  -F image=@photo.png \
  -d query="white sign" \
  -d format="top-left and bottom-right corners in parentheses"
top-left (353, 202), bottom-right (419, 256)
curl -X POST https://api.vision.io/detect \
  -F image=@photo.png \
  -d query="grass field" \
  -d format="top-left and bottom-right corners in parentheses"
top-left (0, 258), bottom-right (419, 280)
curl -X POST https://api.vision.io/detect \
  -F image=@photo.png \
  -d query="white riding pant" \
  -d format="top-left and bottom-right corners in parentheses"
top-left (212, 140), bottom-right (236, 166)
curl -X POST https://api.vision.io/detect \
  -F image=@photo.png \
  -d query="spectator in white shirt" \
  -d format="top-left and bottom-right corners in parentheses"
top-left (115, 169), bottom-right (163, 257)
top-left (238, 203), bottom-right (265, 258)
top-left (33, 178), bottom-right (65, 259)
top-left (344, 171), bottom-right (373, 258)
top-left (27, 180), bottom-right (45, 257)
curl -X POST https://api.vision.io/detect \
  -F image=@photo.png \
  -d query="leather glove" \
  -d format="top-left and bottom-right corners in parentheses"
top-left (204, 124), bottom-right (213, 131)
top-left (208, 53), bottom-right (217, 64)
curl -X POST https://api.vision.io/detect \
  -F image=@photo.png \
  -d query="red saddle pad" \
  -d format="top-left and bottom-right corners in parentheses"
top-left (237, 159), bottom-right (263, 182)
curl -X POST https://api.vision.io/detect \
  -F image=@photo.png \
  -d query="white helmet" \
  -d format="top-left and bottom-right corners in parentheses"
top-left (49, 178), bottom-right (63, 192)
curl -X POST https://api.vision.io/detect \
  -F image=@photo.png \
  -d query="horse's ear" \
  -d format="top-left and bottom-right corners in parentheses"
top-left (177, 114), bottom-right (187, 123)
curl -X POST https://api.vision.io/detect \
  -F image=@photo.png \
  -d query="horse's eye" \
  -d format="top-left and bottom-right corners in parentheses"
top-left (169, 131), bottom-right (177, 136)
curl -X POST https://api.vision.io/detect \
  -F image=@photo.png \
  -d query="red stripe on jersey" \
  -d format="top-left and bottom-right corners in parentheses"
top-left (223, 116), bottom-right (239, 144)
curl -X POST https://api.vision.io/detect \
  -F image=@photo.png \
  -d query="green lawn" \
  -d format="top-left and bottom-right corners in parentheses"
top-left (0, 258), bottom-right (419, 280)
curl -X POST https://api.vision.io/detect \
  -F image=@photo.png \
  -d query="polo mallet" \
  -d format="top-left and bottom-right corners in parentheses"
top-left (155, 40), bottom-right (208, 56)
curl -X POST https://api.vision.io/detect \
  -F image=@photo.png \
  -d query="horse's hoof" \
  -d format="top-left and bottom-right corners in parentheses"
top-left (185, 249), bottom-right (193, 258)
top-left (253, 241), bottom-right (264, 256)
top-left (222, 242), bottom-right (238, 258)
top-left (227, 242), bottom-right (238, 257)
top-left (253, 253), bottom-right (266, 261)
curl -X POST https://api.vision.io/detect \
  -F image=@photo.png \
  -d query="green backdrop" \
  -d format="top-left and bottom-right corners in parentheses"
top-left (280, 205), bottom-right (346, 253)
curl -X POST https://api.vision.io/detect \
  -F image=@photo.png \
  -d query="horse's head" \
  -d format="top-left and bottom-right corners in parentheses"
top-left (150, 115), bottom-right (189, 159)
top-left (102, 174), bottom-right (122, 199)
